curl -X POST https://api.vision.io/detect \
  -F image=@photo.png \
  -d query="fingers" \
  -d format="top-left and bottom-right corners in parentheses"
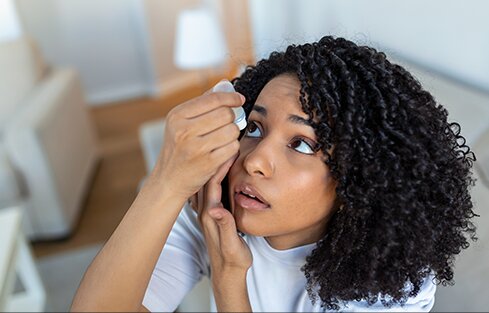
top-left (182, 92), bottom-right (245, 119)
top-left (205, 154), bottom-right (238, 210)
top-left (208, 208), bottom-right (243, 253)
top-left (199, 122), bottom-right (240, 153)
top-left (210, 140), bottom-right (240, 169)
top-left (198, 152), bottom-right (237, 232)
top-left (191, 106), bottom-right (237, 137)
top-left (211, 152), bottom-right (239, 185)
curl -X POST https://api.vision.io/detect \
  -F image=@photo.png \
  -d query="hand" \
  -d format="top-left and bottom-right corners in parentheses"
top-left (192, 153), bottom-right (253, 275)
top-left (149, 87), bottom-right (245, 200)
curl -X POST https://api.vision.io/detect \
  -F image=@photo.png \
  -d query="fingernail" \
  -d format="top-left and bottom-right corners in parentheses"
top-left (239, 93), bottom-right (246, 103)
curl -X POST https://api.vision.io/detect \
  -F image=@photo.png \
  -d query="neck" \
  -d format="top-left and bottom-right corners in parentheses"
top-left (264, 219), bottom-right (327, 250)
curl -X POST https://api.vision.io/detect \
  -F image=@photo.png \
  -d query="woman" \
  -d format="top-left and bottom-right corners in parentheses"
top-left (72, 36), bottom-right (477, 312)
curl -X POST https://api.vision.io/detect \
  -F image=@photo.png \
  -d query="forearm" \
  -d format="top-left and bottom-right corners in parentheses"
top-left (71, 177), bottom-right (187, 312)
top-left (212, 269), bottom-right (252, 312)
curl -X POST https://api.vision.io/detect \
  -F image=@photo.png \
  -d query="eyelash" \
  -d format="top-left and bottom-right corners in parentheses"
top-left (243, 120), bottom-right (318, 155)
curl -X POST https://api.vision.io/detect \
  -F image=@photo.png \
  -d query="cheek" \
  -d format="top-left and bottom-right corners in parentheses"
top-left (228, 157), bottom-right (242, 185)
top-left (280, 168), bottom-right (336, 216)
top-left (287, 175), bottom-right (324, 204)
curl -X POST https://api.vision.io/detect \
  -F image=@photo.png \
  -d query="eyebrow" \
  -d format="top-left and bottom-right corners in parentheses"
top-left (253, 104), bottom-right (313, 127)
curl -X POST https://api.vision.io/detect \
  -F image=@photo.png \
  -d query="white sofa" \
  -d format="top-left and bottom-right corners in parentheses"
top-left (0, 37), bottom-right (99, 240)
top-left (138, 60), bottom-right (489, 311)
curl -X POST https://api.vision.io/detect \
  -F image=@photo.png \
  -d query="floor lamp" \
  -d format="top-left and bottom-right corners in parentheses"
top-left (174, 4), bottom-right (229, 92)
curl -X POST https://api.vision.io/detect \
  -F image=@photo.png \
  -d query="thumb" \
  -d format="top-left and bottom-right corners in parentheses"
top-left (206, 153), bottom-right (239, 209)
top-left (208, 207), bottom-right (240, 239)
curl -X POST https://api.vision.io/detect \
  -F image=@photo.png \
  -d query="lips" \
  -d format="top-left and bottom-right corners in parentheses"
top-left (234, 183), bottom-right (270, 207)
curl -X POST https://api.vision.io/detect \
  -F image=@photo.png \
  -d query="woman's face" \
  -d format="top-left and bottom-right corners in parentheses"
top-left (228, 74), bottom-right (338, 250)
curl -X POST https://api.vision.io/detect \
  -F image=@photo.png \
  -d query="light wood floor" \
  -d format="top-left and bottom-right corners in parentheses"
top-left (32, 76), bottom-right (229, 258)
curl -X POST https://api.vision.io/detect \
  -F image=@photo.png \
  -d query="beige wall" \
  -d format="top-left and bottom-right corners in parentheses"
top-left (142, 0), bottom-right (254, 95)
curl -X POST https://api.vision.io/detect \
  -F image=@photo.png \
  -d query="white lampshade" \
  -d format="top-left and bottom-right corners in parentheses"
top-left (174, 7), bottom-right (228, 70)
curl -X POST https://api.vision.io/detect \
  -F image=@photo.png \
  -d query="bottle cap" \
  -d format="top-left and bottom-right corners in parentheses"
top-left (212, 80), bottom-right (247, 130)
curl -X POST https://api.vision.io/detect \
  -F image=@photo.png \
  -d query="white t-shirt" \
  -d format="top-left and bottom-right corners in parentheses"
top-left (143, 202), bottom-right (436, 312)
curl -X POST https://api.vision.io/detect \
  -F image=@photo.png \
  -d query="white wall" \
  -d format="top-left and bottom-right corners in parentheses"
top-left (249, 0), bottom-right (489, 93)
top-left (0, 0), bottom-right (22, 42)
top-left (16, 0), bottom-right (153, 105)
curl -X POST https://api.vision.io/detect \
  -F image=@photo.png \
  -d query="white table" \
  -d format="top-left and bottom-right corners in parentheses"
top-left (0, 206), bottom-right (45, 312)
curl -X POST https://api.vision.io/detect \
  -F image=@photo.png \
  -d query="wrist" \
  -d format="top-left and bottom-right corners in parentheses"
top-left (135, 175), bottom-right (188, 215)
top-left (212, 267), bottom-right (248, 285)
top-left (212, 268), bottom-right (252, 312)
top-left (142, 172), bottom-right (188, 203)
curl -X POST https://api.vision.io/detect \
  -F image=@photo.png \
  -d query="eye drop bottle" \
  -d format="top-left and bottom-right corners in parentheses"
top-left (212, 80), bottom-right (247, 130)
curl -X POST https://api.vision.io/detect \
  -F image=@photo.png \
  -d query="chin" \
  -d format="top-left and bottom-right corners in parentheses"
top-left (236, 223), bottom-right (260, 237)
top-left (234, 209), bottom-right (270, 237)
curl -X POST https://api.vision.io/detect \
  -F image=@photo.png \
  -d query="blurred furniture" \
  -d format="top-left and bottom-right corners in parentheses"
top-left (0, 37), bottom-right (99, 240)
top-left (0, 206), bottom-right (45, 312)
top-left (138, 60), bottom-right (489, 311)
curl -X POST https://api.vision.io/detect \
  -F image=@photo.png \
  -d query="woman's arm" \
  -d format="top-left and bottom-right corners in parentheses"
top-left (71, 176), bottom-right (187, 312)
top-left (71, 89), bottom-right (245, 312)
top-left (213, 269), bottom-right (252, 312)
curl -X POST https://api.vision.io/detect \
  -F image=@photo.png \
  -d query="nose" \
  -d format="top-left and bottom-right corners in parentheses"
top-left (242, 139), bottom-right (274, 178)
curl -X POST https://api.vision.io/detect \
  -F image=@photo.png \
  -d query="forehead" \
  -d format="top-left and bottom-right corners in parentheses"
top-left (255, 74), bottom-right (307, 117)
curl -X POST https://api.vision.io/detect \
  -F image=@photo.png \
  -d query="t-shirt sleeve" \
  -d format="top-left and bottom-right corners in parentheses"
top-left (142, 201), bottom-right (209, 312)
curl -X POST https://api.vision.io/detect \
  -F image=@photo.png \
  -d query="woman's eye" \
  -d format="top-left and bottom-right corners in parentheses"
top-left (244, 121), bottom-right (262, 138)
top-left (289, 139), bottom-right (315, 155)
top-left (244, 121), bottom-right (317, 155)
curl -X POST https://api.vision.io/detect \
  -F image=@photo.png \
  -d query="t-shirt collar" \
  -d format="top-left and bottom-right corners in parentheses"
top-left (248, 235), bottom-right (318, 267)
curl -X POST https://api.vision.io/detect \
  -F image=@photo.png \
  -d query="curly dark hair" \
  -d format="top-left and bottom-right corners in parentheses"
top-left (231, 36), bottom-right (478, 310)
